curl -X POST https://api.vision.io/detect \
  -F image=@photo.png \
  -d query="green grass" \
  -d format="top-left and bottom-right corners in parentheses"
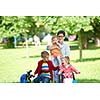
top-left (0, 46), bottom-right (45, 83)
top-left (0, 41), bottom-right (100, 83)
top-left (69, 41), bottom-right (100, 83)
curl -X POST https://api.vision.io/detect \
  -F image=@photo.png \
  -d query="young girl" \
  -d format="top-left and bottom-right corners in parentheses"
top-left (58, 56), bottom-right (80, 83)
top-left (33, 51), bottom-right (59, 83)
top-left (49, 36), bottom-right (62, 83)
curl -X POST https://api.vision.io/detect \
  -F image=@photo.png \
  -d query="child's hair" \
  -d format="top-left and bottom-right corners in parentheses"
top-left (62, 56), bottom-right (70, 64)
top-left (51, 36), bottom-right (57, 41)
top-left (50, 46), bottom-right (62, 57)
top-left (41, 51), bottom-right (49, 58)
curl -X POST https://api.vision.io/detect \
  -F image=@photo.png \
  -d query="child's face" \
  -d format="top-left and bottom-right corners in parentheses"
top-left (42, 54), bottom-right (49, 61)
top-left (52, 38), bottom-right (58, 45)
top-left (61, 58), bottom-right (69, 66)
top-left (50, 50), bottom-right (57, 58)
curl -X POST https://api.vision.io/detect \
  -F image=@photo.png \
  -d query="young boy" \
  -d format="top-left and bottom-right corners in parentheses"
top-left (33, 51), bottom-right (59, 83)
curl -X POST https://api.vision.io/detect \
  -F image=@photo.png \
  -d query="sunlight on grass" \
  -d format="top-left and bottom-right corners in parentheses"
top-left (0, 42), bottom-right (100, 83)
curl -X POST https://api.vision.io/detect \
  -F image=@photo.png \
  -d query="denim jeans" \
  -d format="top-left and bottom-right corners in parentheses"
top-left (53, 70), bottom-right (60, 83)
top-left (33, 75), bottom-right (50, 83)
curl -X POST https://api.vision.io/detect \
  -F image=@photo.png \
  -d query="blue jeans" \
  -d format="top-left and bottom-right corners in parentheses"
top-left (33, 75), bottom-right (50, 83)
top-left (53, 70), bottom-right (60, 83)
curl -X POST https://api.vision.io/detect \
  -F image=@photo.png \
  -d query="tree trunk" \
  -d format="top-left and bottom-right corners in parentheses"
top-left (95, 36), bottom-right (100, 47)
top-left (81, 35), bottom-right (88, 49)
top-left (78, 30), bottom-right (83, 61)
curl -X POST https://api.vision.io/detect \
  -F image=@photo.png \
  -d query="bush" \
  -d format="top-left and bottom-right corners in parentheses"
top-left (3, 36), bottom-right (15, 48)
top-left (3, 42), bottom-right (14, 48)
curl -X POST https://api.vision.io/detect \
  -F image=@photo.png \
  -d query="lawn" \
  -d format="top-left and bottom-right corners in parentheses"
top-left (0, 41), bottom-right (100, 83)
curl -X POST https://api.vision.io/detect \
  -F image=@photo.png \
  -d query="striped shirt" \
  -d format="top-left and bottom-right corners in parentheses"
top-left (41, 62), bottom-right (51, 78)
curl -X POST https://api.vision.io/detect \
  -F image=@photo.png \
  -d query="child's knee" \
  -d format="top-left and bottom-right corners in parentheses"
top-left (33, 77), bottom-right (40, 83)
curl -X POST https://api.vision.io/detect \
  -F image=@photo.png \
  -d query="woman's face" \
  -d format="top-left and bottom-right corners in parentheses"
top-left (57, 33), bottom-right (65, 44)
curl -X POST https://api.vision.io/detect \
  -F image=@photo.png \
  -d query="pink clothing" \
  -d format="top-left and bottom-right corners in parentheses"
top-left (58, 64), bottom-right (80, 78)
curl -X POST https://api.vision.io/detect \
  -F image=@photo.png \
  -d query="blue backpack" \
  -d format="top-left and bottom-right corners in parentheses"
top-left (20, 74), bottom-right (27, 83)
top-left (20, 70), bottom-right (34, 83)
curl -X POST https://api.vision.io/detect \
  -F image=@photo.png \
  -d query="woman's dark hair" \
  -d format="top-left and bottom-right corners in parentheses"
top-left (57, 30), bottom-right (65, 36)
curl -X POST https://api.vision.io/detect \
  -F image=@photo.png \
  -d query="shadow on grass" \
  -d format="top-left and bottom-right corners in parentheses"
top-left (70, 45), bottom-right (79, 50)
top-left (11, 79), bottom-right (100, 83)
top-left (12, 82), bottom-right (33, 83)
top-left (69, 41), bottom-right (100, 50)
top-left (22, 55), bottom-right (40, 58)
top-left (70, 45), bottom-right (100, 51)
top-left (29, 55), bottom-right (40, 58)
top-left (87, 43), bottom-right (100, 50)
top-left (77, 79), bottom-right (100, 83)
top-left (73, 57), bottom-right (100, 62)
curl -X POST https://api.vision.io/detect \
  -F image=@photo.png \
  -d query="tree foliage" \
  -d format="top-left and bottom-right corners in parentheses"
top-left (1, 16), bottom-right (100, 59)
top-left (90, 16), bottom-right (100, 46)
top-left (0, 16), bottom-right (94, 37)
top-left (0, 16), bottom-right (100, 40)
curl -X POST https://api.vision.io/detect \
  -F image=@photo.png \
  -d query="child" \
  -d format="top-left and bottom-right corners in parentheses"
top-left (50, 36), bottom-right (62, 59)
top-left (49, 36), bottom-right (62, 83)
top-left (33, 51), bottom-right (59, 83)
top-left (58, 56), bottom-right (80, 83)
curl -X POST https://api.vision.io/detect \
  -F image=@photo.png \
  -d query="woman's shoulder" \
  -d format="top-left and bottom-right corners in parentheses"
top-left (63, 42), bottom-right (69, 47)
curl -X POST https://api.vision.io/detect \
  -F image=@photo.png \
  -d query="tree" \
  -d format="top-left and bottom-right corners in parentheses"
top-left (90, 16), bottom-right (100, 47)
